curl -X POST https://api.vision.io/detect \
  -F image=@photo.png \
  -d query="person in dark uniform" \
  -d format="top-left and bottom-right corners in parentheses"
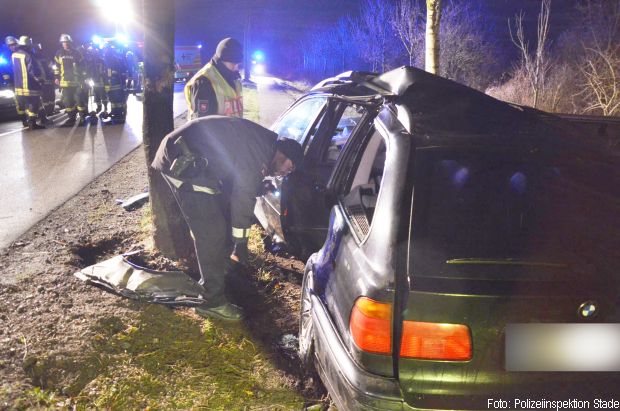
top-left (88, 47), bottom-right (108, 115)
top-left (32, 42), bottom-right (56, 118)
top-left (103, 43), bottom-right (128, 123)
top-left (4, 36), bottom-right (26, 125)
top-left (11, 36), bottom-right (45, 130)
top-left (151, 116), bottom-right (303, 321)
top-left (54, 34), bottom-right (85, 127)
top-left (184, 37), bottom-right (244, 120)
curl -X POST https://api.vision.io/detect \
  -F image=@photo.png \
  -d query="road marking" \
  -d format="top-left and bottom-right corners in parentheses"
top-left (0, 112), bottom-right (66, 138)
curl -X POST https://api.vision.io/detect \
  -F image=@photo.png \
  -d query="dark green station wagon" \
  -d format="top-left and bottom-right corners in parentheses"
top-left (289, 67), bottom-right (620, 410)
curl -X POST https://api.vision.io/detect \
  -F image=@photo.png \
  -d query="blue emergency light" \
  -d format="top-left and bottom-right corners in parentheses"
top-left (252, 50), bottom-right (265, 62)
top-left (0, 55), bottom-right (7, 66)
top-left (115, 33), bottom-right (129, 44)
top-left (92, 35), bottom-right (103, 47)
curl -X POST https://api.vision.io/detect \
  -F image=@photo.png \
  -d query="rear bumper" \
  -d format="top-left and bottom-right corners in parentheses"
top-left (310, 293), bottom-right (411, 411)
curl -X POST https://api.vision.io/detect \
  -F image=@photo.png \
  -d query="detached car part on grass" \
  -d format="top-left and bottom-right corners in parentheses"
top-left (74, 254), bottom-right (206, 306)
top-left (281, 66), bottom-right (620, 410)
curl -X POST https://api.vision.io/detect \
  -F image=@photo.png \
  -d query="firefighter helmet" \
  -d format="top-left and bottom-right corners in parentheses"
top-left (4, 36), bottom-right (18, 46)
top-left (18, 36), bottom-right (33, 47)
top-left (59, 33), bottom-right (73, 43)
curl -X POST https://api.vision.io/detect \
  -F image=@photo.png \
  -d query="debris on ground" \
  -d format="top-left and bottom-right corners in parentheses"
top-left (116, 191), bottom-right (149, 211)
top-left (74, 254), bottom-right (207, 306)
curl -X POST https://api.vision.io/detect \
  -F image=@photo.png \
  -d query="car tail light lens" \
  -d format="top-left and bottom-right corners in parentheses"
top-left (400, 321), bottom-right (472, 361)
top-left (350, 297), bottom-right (392, 355)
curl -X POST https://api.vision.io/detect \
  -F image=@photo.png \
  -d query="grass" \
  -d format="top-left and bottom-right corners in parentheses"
top-left (243, 84), bottom-right (260, 123)
top-left (17, 304), bottom-right (304, 410)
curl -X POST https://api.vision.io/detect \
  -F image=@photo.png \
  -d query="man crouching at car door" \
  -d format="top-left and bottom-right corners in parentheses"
top-left (151, 116), bottom-right (303, 321)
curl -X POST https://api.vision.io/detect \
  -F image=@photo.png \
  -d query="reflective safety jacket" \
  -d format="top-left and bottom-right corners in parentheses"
top-left (11, 47), bottom-right (42, 96)
top-left (54, 47), bottom-right (84, 87)
top-left (103, 51), bottom-right (127, 92)
top-left (184, 61), bottom-right (243, 119)
top-left (89, 55), bottom-right (106, 88)
top-left (151, 116), bottom-right (276, 239)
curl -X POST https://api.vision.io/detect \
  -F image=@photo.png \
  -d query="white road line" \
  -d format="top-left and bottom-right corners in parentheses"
top-left (0, 112), bottom-right (67, 138)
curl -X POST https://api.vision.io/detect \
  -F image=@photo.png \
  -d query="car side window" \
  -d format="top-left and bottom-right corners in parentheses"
top-left (323, 104), bottom-right (366, 167)
top-left (341, 129), bottom-right (387, 238)
top-left (308, 103), bottom-right (368, 186)
top-left (271, 97), bottom-right (327, 145)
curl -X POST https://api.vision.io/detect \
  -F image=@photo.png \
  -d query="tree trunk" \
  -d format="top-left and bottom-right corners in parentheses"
top-left (425, 0), bottom-right (441, 74)
top-left (142, 0), bottom-right (193, 258)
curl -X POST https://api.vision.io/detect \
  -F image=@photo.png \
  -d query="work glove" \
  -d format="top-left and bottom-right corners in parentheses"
top-left (230, 240), bottom-right (249, 265)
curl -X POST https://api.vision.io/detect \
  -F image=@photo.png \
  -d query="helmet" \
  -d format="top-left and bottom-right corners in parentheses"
top-left (5, 36), bottom-right (18, 46)
top-left (18, 36), bottom-right (33, 47)
top-left (59, 33), bottom-right (72, 43)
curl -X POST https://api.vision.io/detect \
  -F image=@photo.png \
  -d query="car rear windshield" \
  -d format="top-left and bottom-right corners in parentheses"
top-left (409, 147), bottom-right (620, 281)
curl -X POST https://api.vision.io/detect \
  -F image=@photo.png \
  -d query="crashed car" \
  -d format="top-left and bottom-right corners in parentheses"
top-left (255, 70), bottom-right (384, 258)
top-left (292, 67), bottom-right (620, 410)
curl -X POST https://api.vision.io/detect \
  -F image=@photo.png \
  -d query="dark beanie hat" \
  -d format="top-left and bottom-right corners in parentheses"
top-left (275, 138), bottom-right (303, 167)
top-left (215, 37), bottom-right (243, 64)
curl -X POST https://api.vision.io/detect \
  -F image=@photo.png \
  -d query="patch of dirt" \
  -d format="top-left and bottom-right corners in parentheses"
top-left (0, 122), bottom-right (326, 409)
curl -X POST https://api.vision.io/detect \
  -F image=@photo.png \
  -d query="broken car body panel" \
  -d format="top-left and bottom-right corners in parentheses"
top-left (74, 255), bottom-right (206, 306)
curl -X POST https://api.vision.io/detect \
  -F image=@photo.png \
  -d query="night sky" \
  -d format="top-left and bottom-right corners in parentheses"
top-left (1, 0), bottom-right (580, 73)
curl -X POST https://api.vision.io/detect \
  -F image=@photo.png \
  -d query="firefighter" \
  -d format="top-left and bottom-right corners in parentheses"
top-left (103, 43), bottom-right (128, 123)
top-left (151, 116), bottom-right (303, 321)
top-left (76, 44), bottom-right (93, 124)
top-left (5, 36), bottom-right (27, 125)
top-left (184, 37), bottom-right (244, 121)
top-left (89, 47), bottom-right (107, 115)
top-left (54, 34), bottom-right (85, 127)
top-left (32, 43), bottom-right (56, 118)
top-left (11, 36), bottom-right (45, 130)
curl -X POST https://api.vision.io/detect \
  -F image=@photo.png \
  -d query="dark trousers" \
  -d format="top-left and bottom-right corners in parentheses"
top-left (61, 86), bottom-right (78, 118)
top-left (77, 86), bottom-right (89, 116)
top-left (93, 86), bottom-right (107, 109)
top-left (41, 84), bottom-right (55, 115)
top-left (165, 176), bottom-right (229, 307)
top-left (108, 88), bottom-right (126, 118)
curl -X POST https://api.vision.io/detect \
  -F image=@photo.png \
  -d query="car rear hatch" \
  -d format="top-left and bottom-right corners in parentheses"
top-left (396, 146), bottom-right (620, 410)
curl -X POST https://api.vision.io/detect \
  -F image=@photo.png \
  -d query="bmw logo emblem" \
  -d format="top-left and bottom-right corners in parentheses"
top-left (578, 301), bottom-right (598, 319)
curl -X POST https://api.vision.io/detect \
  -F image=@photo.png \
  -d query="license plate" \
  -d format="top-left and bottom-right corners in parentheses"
top-left (505, 323), bottom-right (620, 371)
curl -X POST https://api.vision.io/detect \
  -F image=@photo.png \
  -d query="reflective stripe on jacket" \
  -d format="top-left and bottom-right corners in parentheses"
top-left (54, 48), bottom-right (84, 87)
top-left (11, 49), bottom-right (42, 96)
top-left (184, 62), bottom-right (243, 118)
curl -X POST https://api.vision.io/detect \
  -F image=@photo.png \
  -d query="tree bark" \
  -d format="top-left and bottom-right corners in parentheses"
top-left (142, 0), bottom-right (193, 258)
top-left (425, 0), bottom-right (441, 74)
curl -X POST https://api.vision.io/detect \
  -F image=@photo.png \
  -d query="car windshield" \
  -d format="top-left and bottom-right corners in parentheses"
top-left (271, 97), bottom-right (327, 144)
top-left (409, 147), bottom-right (620, 281)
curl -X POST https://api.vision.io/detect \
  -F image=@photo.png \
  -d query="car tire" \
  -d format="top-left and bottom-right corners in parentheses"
top-left (299, 267), bottom-right (316, 373)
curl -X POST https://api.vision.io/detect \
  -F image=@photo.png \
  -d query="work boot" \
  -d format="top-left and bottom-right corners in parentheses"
top-left (27, 118), bottom-right (45, 130)
top-left (20, 116), bottom-right (28, 127)
top-left (195, 303), bottom-right (245, 321)
top-left (77, 114), bottom-right (86, 127)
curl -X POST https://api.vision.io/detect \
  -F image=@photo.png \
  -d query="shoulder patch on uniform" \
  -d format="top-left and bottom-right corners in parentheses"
top-left (198, 99), bottom-right (209, 113)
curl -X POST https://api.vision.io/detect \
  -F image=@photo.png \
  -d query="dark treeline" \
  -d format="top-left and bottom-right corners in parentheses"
top-left (292, 0), bottom-right (619, 116)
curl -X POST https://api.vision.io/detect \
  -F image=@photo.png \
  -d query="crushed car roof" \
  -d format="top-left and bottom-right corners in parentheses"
top-left (313, 66), bottom-right (614, 156)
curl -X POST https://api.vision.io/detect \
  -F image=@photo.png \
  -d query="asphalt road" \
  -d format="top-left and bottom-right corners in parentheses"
top-left (0, 78), bottom-right (298, 251)
top-left (0, 84), bottom-right (188, 250)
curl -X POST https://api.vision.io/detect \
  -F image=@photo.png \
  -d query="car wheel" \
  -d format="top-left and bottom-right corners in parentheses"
top-left (299, 268), bottom-right (315, 372)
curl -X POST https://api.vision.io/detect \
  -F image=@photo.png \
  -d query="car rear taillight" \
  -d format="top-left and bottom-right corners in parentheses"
top-left (350, 297), bottom-right (392, 355)
top-left (399, 321), bottom-right (472, 361)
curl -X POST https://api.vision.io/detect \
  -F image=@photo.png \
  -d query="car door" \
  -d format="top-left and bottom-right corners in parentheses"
top-left (254, 96), bottom-right (328, 244)
top-left (280, 100), bottom-right (373, 257)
